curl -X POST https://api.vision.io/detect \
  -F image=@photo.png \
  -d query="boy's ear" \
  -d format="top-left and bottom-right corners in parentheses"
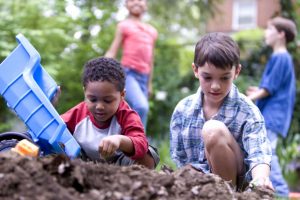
top-left (234, 64), bottom-right (242, 79)
top-left (192, 63), bottom-right (199, 78)
top-left (121, 89), bottom-right (126, 99)
top-left (279, 30), bottom-right (286, 41)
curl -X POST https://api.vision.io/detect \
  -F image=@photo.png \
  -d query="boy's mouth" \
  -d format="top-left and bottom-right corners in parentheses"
top-left (210, 92), bottom-right (221, 96)
top-left (131, 5), bottom-right (142, 10)
top-left (95, 112), bottom-right (106, 118)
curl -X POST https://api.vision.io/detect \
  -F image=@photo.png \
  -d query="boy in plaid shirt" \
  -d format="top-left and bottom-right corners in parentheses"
top-left (170, 32), bottom-right (273, 191)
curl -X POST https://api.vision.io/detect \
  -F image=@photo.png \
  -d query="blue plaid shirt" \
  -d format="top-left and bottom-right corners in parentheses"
top-left (170, 84), bottom-right (271, 175)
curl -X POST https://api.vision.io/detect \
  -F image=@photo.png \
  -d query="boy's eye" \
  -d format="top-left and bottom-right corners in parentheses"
top-left (89, 98), bottom-right (97, 103)
top-left (104, 99), bottom-right (113, 103)
top-left (203, 76), bottom-right (212, 80)
top-left (221, 77), bottom-right (230, 81)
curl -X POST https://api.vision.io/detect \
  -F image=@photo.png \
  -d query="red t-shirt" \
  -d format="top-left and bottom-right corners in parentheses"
top-left (119, 19), bottom-right (158, 74)
top-left (61, 100), bottom-right (148, 161)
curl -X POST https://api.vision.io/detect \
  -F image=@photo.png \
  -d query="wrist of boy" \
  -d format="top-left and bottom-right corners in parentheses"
top-left (249, 176), bottom-right (269, 187)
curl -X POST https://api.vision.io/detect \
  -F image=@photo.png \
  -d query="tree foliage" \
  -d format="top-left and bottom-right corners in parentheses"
top-left (148, 0), bottom-right (222, 36)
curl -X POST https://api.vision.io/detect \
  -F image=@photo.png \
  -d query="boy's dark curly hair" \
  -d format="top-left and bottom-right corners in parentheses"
top-left (82, 57), bottom-right (125, 91)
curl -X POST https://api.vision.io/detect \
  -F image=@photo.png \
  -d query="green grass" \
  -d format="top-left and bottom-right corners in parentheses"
top-left (152, 136), bottom-right (177, 171)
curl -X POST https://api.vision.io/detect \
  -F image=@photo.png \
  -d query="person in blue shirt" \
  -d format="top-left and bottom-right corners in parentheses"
top-left (170, 32), bottom-right (273, 191)
top-left (247, 16), bottom-right (297, 197)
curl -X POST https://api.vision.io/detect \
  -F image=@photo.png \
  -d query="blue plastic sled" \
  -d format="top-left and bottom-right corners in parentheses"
top-left (0, 34), bottom-right (80, 158)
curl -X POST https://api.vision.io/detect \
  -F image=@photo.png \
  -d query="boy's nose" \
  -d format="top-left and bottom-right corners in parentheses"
top-left (96, 102), bottom-right (104, 110)
top-left (211, 81), bottom-right (221, 90)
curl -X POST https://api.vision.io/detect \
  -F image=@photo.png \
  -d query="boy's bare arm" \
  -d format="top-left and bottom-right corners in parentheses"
top-left (250, 163), bottom-right (274, 191)
top-left (105, 26), bottom-right (123, 58)
top-left (98, 135), bottom-right (134, 158)
top-left (246, 86), bottom-right (269, 101)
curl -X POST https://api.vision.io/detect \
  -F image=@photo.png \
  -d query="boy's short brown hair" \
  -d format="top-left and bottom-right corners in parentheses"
top-left (194, 32), bottom-right (240, 70)
top-left (270, 17), bottom-right (297, 43)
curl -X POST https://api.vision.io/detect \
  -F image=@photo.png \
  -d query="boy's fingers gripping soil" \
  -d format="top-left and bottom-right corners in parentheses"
top-left (99, 141), bottom-right (111, 159)
top-left (104, 145), bottom-right (117, 158)
top-left (249, 177), bottom-right (274, 192)
top-left (98, 141), bottom-right (105, 157)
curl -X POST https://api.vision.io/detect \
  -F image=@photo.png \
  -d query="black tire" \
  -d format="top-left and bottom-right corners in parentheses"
top-left (0, 139), bottom-right (19, 152)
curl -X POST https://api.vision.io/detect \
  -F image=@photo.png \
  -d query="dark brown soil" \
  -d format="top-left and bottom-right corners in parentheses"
top-left (0, 152), bottom-right (274, 200)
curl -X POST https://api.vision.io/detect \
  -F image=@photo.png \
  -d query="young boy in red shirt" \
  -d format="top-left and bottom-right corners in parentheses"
top-left (57, 57), bottom-right (159, 168)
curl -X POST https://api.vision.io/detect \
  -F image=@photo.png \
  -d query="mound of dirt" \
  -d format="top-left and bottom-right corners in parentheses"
top-left (0, 152), bottom-right (274, 200)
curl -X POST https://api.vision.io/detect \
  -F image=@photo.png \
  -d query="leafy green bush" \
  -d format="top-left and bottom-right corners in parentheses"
top-left (147, 40), bottom-right (195, 137)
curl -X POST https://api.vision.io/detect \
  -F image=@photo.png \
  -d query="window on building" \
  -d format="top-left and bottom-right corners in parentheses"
top-left (232, 0), bottom-right (257, 30)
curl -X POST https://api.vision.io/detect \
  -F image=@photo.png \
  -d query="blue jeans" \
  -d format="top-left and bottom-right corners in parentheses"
top-left (124, 68), bottom-right (149, 128)
top-left (267, 129), bottom-right (289, 197)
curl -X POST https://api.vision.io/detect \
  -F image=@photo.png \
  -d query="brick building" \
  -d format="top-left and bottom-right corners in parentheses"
top-left (206, 0), bottom-right (281, 33)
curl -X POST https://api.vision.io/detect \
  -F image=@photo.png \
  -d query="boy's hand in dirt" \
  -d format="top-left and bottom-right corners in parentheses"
top-left (98, 135), bottom-right (134, 159)
top-left (249, 177), bottom-right (274, 192)
top-left (98, 135), bottom-right (121, 159)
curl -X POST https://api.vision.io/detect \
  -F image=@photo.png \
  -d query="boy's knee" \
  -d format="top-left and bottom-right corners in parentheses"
top-left (136, 146), bottom-right (160, 169)
top-left (202, 120), bottom-right (227, 136)
top-left (137, 153), bottom-right (155, 169)
top-left (202, 120), bottom-right (228, 147)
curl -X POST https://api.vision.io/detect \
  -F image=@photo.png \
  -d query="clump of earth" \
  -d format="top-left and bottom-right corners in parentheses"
top-left (0, 152), bottom-right (274, 200)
